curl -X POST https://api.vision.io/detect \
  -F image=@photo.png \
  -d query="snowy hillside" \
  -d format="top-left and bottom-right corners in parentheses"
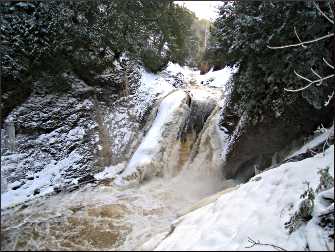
top-left (143, 144), bottom-right (334, 251)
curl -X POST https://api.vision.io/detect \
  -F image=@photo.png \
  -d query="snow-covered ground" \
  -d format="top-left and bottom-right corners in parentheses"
top-left (143, 144), bottom-right (334, 251)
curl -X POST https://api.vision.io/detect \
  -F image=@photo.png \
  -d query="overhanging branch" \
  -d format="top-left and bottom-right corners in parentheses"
top-left (267, 33), bottom-right (334, 49)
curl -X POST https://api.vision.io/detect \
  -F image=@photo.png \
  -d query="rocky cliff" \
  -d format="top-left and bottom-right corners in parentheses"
top-left (220, 89), bottom-right (334, 182)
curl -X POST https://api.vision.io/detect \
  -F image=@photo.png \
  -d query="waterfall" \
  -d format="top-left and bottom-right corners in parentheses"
top-left (113, 86), bottom-right (227, 189)
top-left (184, 106), bottom-right (226, 177)
top-left (113, 90), bottom-right (190, 187)
top-left (1, 68), bottom-right (235, 251)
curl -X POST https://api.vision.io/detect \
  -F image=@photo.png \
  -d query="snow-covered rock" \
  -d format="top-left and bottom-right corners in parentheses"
top-left (0, 60), bottom-right (154, 209)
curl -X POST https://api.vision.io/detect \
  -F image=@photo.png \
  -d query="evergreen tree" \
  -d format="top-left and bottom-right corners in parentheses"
top-left (206, 1), bottom-right (333, 122)
top-left (1, 0), bottom-right (204, 79)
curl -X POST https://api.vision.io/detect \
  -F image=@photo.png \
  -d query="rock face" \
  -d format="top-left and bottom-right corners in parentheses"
top-left (1, 78), bottom-right (32, 128)
top-left (0, 59), bottom-right (150, 193)
top-left (220, 94), bottom-right (334, 182)
top-left (1, 79), bottom-right (97, 185)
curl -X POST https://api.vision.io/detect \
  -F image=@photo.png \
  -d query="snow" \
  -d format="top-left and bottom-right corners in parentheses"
top-left (162, 62), bottom-right (236, 89)
top-left (138, 67), bottom-right (175, 98)
top-left (147, 145), bottom-right (334, 251)
top-left (137, 62), bottom-right (236, 104)
top-left (114, 90), bottom-right (187, 186)
top-left (196, 66), bottom-right (237, 88)
top-left (8, 181), bottom-right (21, 190)
top-left (1, 150), bottom-right (83, 209)
top-left (164, 62), bottom-right (196, 83)
top-left (94, 162), bottom-right (126, 180)
top-left (306, 187), bottom-right (334, 251)
top-left (288, 125), bottom-right (334, 158)
top-left (15, 2), bottom-right (35, 8)
top-left (67, 126), bottom-right (85, 141)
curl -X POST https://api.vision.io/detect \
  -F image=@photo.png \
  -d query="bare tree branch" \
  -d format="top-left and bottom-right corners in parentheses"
top-left (324, 91), bottom-right (334, 107)
top-left (323, 57), bottom-right (334, 69)
top-left (294, 26), bottom-right (307, 49)
top-left (245, 237), bottom-right (286, 251)
top-left (310, 68), bottom-right (325, 86)
top-left (310, 68), bottom-right (322, 80)
top-left (294, 69), bottom-right (313, 83)
top-left (284, 72), bottom-right (335, 92)
top-left (267, 33), bottom-right (334, 49)
top-left (313, 1), bottom-right (334, 24)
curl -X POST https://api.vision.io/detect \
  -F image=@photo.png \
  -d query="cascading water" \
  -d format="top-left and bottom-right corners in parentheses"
top-left (1, 79), bottom-right (235, 251)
